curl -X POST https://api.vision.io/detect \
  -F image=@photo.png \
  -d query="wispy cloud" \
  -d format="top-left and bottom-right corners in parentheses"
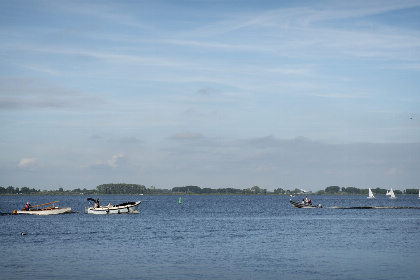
top-left (217, 1), bottom-right (420, 31)
top-left (1, 1), bottom-right (419, 190)
top-left (159, 134), bottom-right (420, 189)
top-left (120, 136), bottom-right (141, 144)
top-left (169, 132), bottom-right (205, 141)
top-left (0, 77), bottom-right (104, 110)
top-left (39, 1), bottom-right (150, 30)
top-left (94, 154), bottom-right (126, 169)
top-left (18, 158), bottom-right (37, 169)
top-left (310, 92), bottom-right (369, 99)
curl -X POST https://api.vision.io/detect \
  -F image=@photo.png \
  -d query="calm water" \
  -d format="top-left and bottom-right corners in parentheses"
top-left (1, 195), bottom-right (419, 280)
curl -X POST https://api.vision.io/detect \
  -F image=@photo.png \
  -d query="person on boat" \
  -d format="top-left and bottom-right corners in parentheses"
top-left (93, 198), bottom-right (100, 208)
top-left (304, 196), bottom-right (309, 205)
top-left (24, 202), bottom-right (31, 211)
top-left (307, 197), bottom-right (312, 205)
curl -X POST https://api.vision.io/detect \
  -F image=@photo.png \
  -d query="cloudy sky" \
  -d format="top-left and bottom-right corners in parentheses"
top-left (1, 0), bottom-right (419, 191)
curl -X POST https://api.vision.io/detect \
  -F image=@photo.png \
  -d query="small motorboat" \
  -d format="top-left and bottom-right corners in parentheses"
top-left (289, 199), bottom-right (322, 208)
top-left (85, 198), bottom-right (141, 214)
top-left (14, 201), bottom-right (71, 215)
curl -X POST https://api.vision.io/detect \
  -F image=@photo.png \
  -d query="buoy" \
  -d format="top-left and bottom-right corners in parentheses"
top-left (179, 197), bottom-right (182, 204)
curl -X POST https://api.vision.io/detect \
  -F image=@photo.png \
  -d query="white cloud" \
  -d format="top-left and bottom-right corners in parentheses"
top-left (18, 158), bottom-right (37, 169)
top-left (107, 154), bottom-right (125, 168)
top-left (93, 154), bottom-right (126, 169)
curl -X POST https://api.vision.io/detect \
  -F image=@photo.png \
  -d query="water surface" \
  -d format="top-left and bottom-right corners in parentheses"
top-left (1, 195), bottom-right (419, 279)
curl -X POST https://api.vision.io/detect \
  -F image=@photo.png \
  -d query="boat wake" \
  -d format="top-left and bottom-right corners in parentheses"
top-left (326, 206), bottom-right (420, 209)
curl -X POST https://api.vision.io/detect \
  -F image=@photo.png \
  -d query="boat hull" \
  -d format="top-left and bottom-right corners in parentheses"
top-left (16, 207), bottom-right (72, 215)
top-left (85, 201), bottom-right (141, 214)
top-left (289, 200), bottom-right (322, 208)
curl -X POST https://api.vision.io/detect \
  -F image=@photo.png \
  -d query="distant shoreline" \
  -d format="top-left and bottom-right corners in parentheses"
top-left (2, 184), bottom-right (418, 196)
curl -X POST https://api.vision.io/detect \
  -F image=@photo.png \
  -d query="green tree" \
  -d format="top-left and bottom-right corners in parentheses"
top-left (342, 187), bottom-right (360, 194)
top-left (20, 187), bottom-right (31, 194)
top-left (405, 189), bottom-right (419, 194)
top-left (6, 186), bottom-right (15, 194)
top-left (274, 188), bottom-right (285, 194)
top-left (325, 186), bottom-right (340, 194)
top-left (251, 186), bottom-right (261, 194)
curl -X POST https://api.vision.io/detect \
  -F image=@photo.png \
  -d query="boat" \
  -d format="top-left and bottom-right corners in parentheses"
top-left (85, 198), bottom-right (141, 214)
top-left (367, 188), bottom-right (375, 199)
top-left (386, 188), bottom-right (397, 199)
top-left (289, 199), bottom-right (322, 208)
top-left (418, 189), bottom-right (420, 199)
top-left (14, 201), bottom-right (71, 215)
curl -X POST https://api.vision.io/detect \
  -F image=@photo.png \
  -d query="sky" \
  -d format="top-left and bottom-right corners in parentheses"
top-left (1, 0), bottom-right (419, 191)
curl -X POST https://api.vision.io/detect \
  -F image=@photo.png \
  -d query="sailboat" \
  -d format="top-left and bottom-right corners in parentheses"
top-left (386, 188), bottom-right (397, 199)
top-left (367, 188), bottom-right (375, 199)
top-left (418, 189), bottom-right (420, 199)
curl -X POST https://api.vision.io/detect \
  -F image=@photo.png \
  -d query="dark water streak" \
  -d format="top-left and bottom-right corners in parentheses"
top-left (1, 195), bottom-right (419, 280)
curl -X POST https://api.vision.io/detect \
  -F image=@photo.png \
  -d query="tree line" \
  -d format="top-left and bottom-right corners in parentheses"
top-left (320, 186), bottom-right (418, 195)
top-left (0, 184), bottom-right (418, 195)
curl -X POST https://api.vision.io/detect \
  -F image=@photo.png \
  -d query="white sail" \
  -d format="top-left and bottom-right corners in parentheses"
top-left (367, 188), bottom-right (375, 199)
top-left (388, 188), bottom-right (396, 199)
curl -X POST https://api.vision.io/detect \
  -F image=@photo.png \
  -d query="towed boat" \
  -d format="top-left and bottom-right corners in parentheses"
top-left (289, 199), bottom-right (322, 208)
top-left (14, 201), bottom-right (71, 215)
top-left (85, 198), bottom-right (141, 214)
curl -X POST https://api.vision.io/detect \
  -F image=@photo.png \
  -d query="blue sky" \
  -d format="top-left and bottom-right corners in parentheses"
top-left (1, 0), bottom-right (419, 191)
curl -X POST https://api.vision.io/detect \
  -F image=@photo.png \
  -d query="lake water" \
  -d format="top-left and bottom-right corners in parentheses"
top-left (1, 195), bottom-right (419, 280)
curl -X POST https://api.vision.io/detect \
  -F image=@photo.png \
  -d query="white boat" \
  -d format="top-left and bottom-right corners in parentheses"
top-left (14, 201), bottom-right (71, 215)
top-left (85, 199), bottom-right (141, 214)
top-left (367, 188), bottom-right (375, 199)
top-left (386, 188), bottom-right (397, 199)
top-left (418, 189), bottom-right (420, 199)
